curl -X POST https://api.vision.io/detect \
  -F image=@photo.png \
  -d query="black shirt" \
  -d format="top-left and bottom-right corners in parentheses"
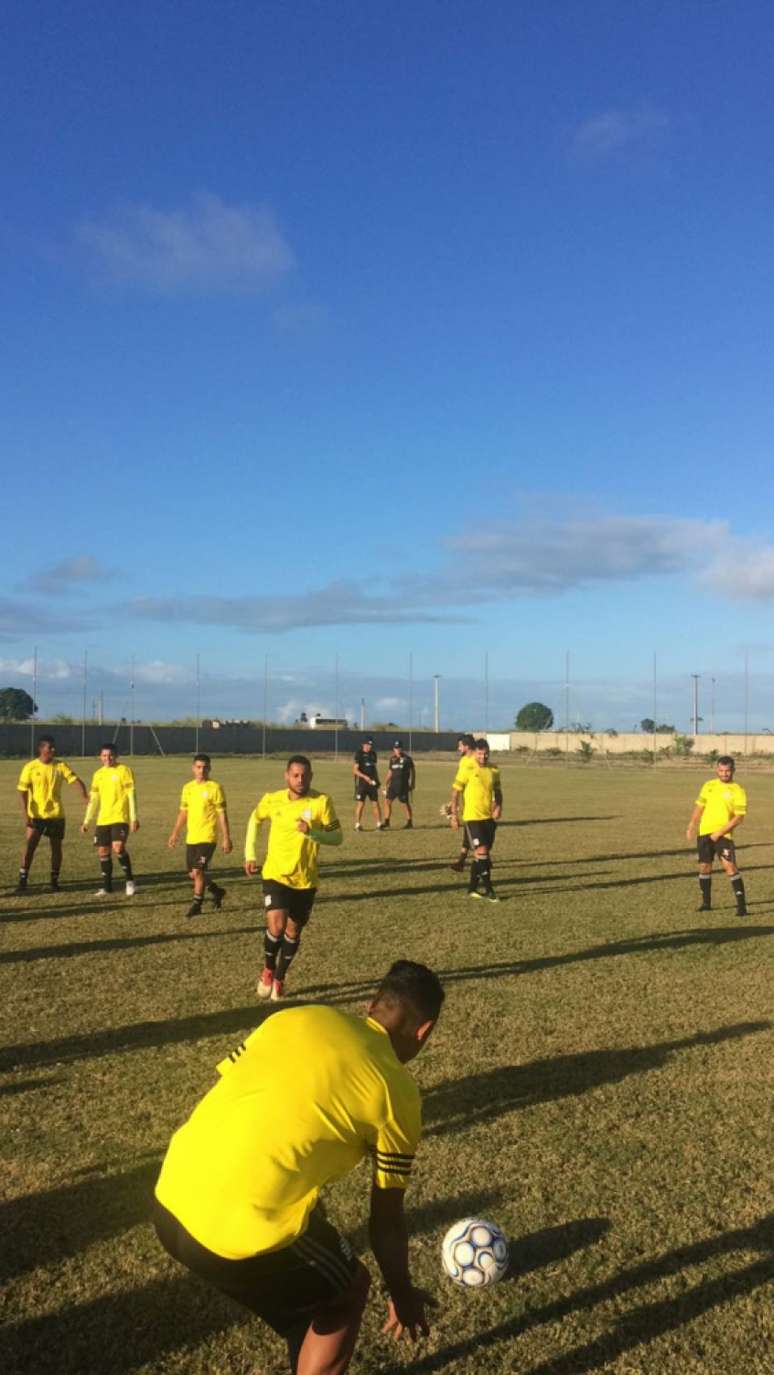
top-left (354, 748), bottom-right (379, 782)
top-left (387, 752), bottom-right (414, 784)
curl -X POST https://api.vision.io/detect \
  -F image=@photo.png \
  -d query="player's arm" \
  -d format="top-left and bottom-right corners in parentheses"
top-left (449, 781), bottom-right (464, 829)
top-left (369, 1185), bottom-right (431, 1342)
top-left (168, 808), bottom-right (187, 847)
top-left (409, 761), bottom-right (416, 791)
top-left (686, 803), bottom-right (704, 840)
top-left (63, 764), bottom-right (89, 802)
top-left (17, 771), bottom-right (31, 822)
top-left (217, 805), bottom-right (233, 853)
top-left (492, 781), bottom-right (503, 821)
top-left (712, 811), bottom-right (745, 841)
top-left (300, 797), bottom-right (343, 847)
top-left (126, 772), bottom-right (140, 832)
top-left (244, 805), bottom-right (264, 875)
top-left (81, 780), bottom-right (99, 833)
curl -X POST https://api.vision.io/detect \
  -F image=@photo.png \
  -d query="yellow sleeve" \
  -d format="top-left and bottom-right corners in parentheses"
top-left (244, 808), bottom-right (262, 862)
top-left (179, 785), bottom-right (189, 811)
top-left (370, 1089), bottom-right (421, 1191)
top-left (492, 768), bottom-right (502, 789)
top-left (734, 787), bottom-right (747, 815)
top-left (17, 763), bottom-right (32, 792)
top-left (84, 775), bottom-right (99, 824)
top-left (451, 766), bottom-right (466, 792)
top-left (694, 783), bottom-right (710, 807)
top-left (310, 794), bottom-right (343, 846)
top-left (60, 762), bottom-right (78, 784)
top-left (214, 783), bottom-right (226, 812)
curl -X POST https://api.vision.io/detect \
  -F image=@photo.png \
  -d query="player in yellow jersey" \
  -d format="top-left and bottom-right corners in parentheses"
top-left (168, 754), bottom-right (233, 918)
top-left (15, 735), bottom-right (88, 893)
top-left (244, 754), bottom-right (342, 1001)
top-left (448, 733), bottom-right (476, 872)
top-left (686, 755), bottom-right (748, 917)
top-left (81, 743), bottom-right (139, 896)
top-left (153, 959), bottom-right (443, 1375)
top-left (450, 738), bottom-right (503, 901)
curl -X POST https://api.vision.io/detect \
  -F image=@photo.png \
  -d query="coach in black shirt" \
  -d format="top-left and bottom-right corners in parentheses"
top-left (383, 740), bottom-right (415, 830)
top-left (353, 738), bottom-right (384, 832)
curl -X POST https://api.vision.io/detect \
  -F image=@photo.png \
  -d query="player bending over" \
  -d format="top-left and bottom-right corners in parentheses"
top-left (245, 754), bottom-right (342, 1000)
top-left (154, 960), bottom-right (443, 1375)
top-left (450, 738), bottom-right (502, 902)
top-left (448, 734), bottom-right (476, 871)
top-left (686, 755), bottom-right (748, 917)
top-left (168, 754), bottom-right (232, 918)
top-left (16, 735), bottom-right (88, 893)
top-left (81, 743), bottom-right (139, 896)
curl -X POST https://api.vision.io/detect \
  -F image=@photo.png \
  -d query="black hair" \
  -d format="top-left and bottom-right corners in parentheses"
top-left (373, 960), bottom-right (445, 1024)
top-left (475, 738), bottom-right (490, 751)
top-left (458, 733), bottom-right (475, 748)
top-left (717, 755), bottom-right (735, 769)
top-left (193, 753), bottom-right (211, 766)
top-left (38, 734), bottom-right (55, 747)
top-left (100, 742), bottom-right (117, 755)
top-left (287, 754), bottom-right (312, 771)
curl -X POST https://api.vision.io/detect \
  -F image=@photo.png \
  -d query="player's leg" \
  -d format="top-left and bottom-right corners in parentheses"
top-left (383, 792), bottom-right (393, 826)
top-left (49, 826), bottom-right (64, 890)
top-left (402, 794), bottom-right (413, 828)
top-left (17, 823), bottom-right (42, 892)
top-left (96, 824), bottom-right (114, 894)
top-left (450, 815), bottom-right (469, 872)
top-left (273, 890), bottom-right (315, 998)
top-left (294, 1263), bottom-right (371, 1375)
top-left (354, 796), bottom-right (365, 830)
top-left (257, 895), bottom-right (287, 997)
top-left (719, 843), bottom-right (747, 916)
top-left (696, 835), bottom-right (713, 910)
top-left (113, 826), bottom-right (135, 894)
top-left (373, 788), bottom-right (384, 829)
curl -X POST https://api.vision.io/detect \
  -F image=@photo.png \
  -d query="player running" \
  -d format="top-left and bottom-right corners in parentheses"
top-left (245, 754), bottom-right (342, 1000)
top-left (81, 743), bottom-right (139, 896)
top-left (153, 960), bottom-right (443, 1375)
top-left (353, 736), bottom-right (384, 831)
top-left (448, 734), bottom-right (476, 872)
top-left (382, 739), bottom-right (415, 829)
top-left (168, 754), bottom-right (233, 918)
top-left (450, 738), bottom-right (503, 901)
top-left (15, 735), bottom-right (88, 893)
top-left (686, 755), bottom-right (748, 917)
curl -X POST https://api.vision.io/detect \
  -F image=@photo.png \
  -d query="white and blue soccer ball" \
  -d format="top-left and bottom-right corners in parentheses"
top-left (441, 1217), bottom-right (509, 1287)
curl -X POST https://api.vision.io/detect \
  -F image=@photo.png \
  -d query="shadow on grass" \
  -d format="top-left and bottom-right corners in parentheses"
top-left (422, 1021), bottom-right (771, 1138)
top-left (0, 925), bottom-right (258, 966)
top-left (373, 1212), bottom-right (774, 1375)
top-left (521, 861), bottom-right (774, 897)
top-left (0, 1076), bottom-right (65, 1097)
top-left (3, 929), bottom-right (773, 1073)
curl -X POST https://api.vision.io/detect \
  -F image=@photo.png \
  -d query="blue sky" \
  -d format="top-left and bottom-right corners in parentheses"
top-left (3, 0), bottom-right (774, 731)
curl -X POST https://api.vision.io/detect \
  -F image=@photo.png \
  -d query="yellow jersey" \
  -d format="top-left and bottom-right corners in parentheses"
top-left (245, 788), bottom-right (342, 889)
top-left (180, 779), bottom-right (226, 844)
top-left (452, 760), bottom-right (502, 822)
top-left (17, 759), bottom-right (78, 820)
top-left (695, 779), bottom-right (747, 836)
top-left (155, 1007), bottom-right (421, 1259)
top-left (88, 764), bottom-right (137, 825)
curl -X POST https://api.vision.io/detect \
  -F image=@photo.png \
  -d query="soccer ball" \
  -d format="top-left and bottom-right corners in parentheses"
top-left (441, 1217), bottom-right (509, 1287)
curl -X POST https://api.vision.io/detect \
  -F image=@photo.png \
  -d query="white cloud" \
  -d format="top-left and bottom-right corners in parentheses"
top-left (76, 193), bottom-right (294, 294)
top-left (0, 656), bottom-right (73, 680)
top-left (21, 554), bottom-right (113, 597)
top-left (571, 108), bottom-right (669, 161)
top-left (375, 696), bottom-right (404, 710)
top-left (130, 660), bottom-right (188, 686)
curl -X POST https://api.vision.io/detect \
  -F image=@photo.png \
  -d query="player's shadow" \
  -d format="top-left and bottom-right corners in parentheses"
top-left (525, 860), bottom-right (774, 896)
top-left (373, 1212), bottom-right (774, 1375)
top-left (0, 925), bottom-right (257, 966)
top-left (422, 1021), bottom-right (770, 1138)
top-left (498, 814), bottom-right (619, 827)
top-left (0, 1159), bottom-right (161, 1281)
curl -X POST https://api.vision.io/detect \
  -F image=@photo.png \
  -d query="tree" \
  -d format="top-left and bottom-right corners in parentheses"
top-left (640, 718), bottom-right (655, 734)
top-left (0, 687), bottom-right (36, 721)
top-left (515, 702), bottom-right (554, 732)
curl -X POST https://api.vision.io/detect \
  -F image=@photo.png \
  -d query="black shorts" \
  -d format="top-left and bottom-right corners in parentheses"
top-left (465, 819), bottom-right (497, 851)
top-left (262, 880), bottom-right (317, 926)
top-left (96, 823), bottom-right (130, 846)
top-left (28, 816), bottom-right (65, 839)
top-left (153, 1198), bottom-right (357, 1338)
top-left (697, 833), bottom-right (737, 865)
top-left (355, 782), bottom-right (379, 802)
top-left (186, 842), bottom-right (216, 871)
top-left (386, 783), bottom-right (409, 803)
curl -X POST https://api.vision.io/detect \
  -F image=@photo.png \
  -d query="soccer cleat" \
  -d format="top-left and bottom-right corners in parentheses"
top-left (186, 901), bottom-right (204, 919)
top-left (125, 880), bottom-right (136, 897)
top-left (14, 882), bottom-right (29, 896)
top-left (210, 883), bottom-right (226, 909)
top-left (403, 821), bottom-right (413, 829)
top-left (697, 902), bottom-right (712, 912)
top-left (270, 978), bottom-right (284, 1002)
top-left (736, 904), bottom-right (748, 918)
top-left (354, 824), bottom-right (363, 831)
top-left (95, 886), bottom-right (111, 896)
top-left (257, 968), bottom-right (273, 998)
top-left (467, 889), bottom-right (484, 899)
top-left (50, 879), bottom-right (60, 892)
top-left (484, 888), bottom-right (500, 903)
top-left (379, 820), bottom-right (390, 830)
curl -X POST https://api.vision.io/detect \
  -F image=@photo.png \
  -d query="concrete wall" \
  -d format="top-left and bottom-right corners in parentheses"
top-left (508, 731), bottom-right (774, 755)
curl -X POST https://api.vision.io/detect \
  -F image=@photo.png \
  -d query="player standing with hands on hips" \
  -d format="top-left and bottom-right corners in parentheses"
top-left (686, 755), bottom-right (748, 916)
top-left (245, 755), bottom-right (342, 1000)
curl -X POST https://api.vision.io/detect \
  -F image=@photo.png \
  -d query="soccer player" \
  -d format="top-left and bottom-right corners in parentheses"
top-left (450, 738), bottom-right (503, 901)
top-left (353, 736), bottom-right (383, 831)
top-left (244, 754), bottom-right (342, 1000)
top-left (382, 739), bottom-right (416, 829)
top-left (686, 755), bottom-right (748, 917)
top-left (15, 735), bottom-right (88, 893)
top-left (80, 743), bottom-right (139, 896)
top-left (153, 960), bottom-right (443, 1375)
top-left (168, 754), bottom-right (232, 918)
top-left (449, 734), bottom-right (476, 872)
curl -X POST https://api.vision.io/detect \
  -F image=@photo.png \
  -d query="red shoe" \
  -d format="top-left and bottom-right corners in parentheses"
top-left (257, 968), bottom-right (273, 999)
top-left (270, 979), bottom-right (284, 1002)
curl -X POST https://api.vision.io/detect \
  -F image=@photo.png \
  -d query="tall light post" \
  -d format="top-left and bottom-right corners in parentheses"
top-left (691, 674), bottom-right (700, 736)
top-left (710, 677), bottom-right (716, 734)
top-left (433, 674), bottom-right (441, 733)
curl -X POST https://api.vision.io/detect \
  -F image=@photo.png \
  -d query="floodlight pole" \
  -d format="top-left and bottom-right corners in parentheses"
top-left (433, 675), bottom-right (441, 733)
top-left (408, 652), bottom-right (413, 753)
top-left (195, 654), bottom-right (201, 754)
top-left (652, 651), bottom-right (658, 759)
top-left (81, 650), bottom-right (88, 759)
top-left (31, 646), bottom-right (38, 756)
top-left (564, 651), bottom-right (570, 762)
top-left (334, 654), bottom-right (340, 759)
top-left (262, 655), bottom-right (269, 758)
top-left (130, 658), bottom-right (135, 756)
top-left (484, 652), bottom-right (489, 735)
top-left (710, 677), bottom-right (716, 734)
top-left (744, 649), bottom-right (749, 751)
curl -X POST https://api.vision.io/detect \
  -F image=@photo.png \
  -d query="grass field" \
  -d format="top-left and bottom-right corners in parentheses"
top-left (1, 755), bottom-right (772, 1375)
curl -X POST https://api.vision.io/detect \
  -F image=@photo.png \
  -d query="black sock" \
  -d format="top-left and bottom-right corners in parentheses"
top-left (51, 869), bottom-right (60, 884)
top-left (191, 891), bottom-right (204, 908)
top-left (264, 930), bottom-right (281, 973)
top-left (205, 877), bottom-right (221, 892)
top-left (478, 855), bottom-right (492, 889)
top-left (117, 851), bottom-right (133, 880)
top-left (731, 876), bottom-right (746, 908)
top-left (100, 856), bottom-right (113, 889)
top-left (275, 934), bottom-right (300, 983)
top-left (468, 859), bottom-right (480, 892)
top-left (18, 867), bottom-right (28, 884)
top-left (699, 875), bottom-right (712, 907)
